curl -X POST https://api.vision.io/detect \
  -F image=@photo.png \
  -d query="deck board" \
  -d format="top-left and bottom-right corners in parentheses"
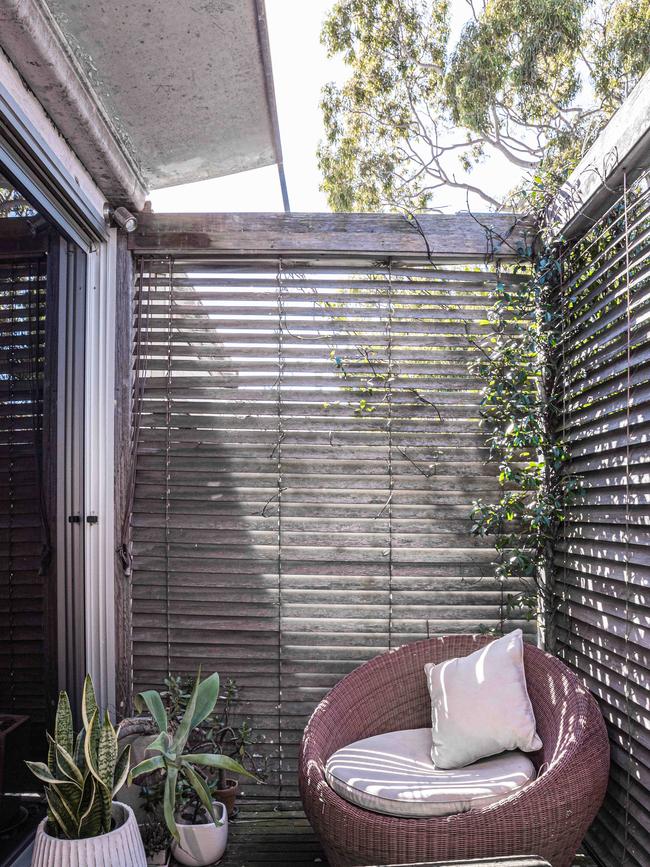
top-left (172, 801), bottom-right (596, 867)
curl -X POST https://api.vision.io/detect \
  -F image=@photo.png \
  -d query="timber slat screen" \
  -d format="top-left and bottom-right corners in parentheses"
top-left (556, 168), bottom-right (650, 867)
top-left (0, 251), bottom-right (50, 760)
top-left (131, 255), bottom-right (533, 796)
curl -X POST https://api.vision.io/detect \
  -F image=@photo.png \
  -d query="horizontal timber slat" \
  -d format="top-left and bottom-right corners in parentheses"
top-left (130, 252), bottom-right (524, 797)
top-left (553, 167), bottom-right (650, 866)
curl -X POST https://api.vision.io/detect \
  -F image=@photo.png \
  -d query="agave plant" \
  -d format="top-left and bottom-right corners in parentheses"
top-left (25, 675), bottom-right (131, 839)
top-left (129, 671), bottom-right (256, 841)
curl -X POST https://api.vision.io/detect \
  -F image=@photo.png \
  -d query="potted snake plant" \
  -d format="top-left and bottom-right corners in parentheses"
top-left (130, 671), bottom-right (257, 867)
top-left (26, 675), bottom-right (146, 867)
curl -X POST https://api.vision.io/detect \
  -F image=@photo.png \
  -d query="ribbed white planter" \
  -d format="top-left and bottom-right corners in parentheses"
top-left (31, 802), bottom-right (147, 867)
top-left (171, 802), bottom-right (228, 866)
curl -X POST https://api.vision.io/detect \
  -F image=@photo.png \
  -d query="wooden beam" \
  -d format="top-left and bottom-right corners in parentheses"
top-left (128, 211), bottom-right (532, 262)
top-left (547, 68), bottom-right (650, 240)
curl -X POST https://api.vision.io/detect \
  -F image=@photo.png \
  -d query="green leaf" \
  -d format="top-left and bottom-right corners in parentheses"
top-left (25, 761), bottom-right (74, 786)
top-left (54, 690), bottom-right (74, 757)
top-left (164, 766), bottom-right (180, 842)
top-left (146, 730), bottom-right (173, 758)
top-left (134, 690), bottom-right (168, 734)
top-left (172, 671), bottom-right (201, 754)
top-left (190, 672), bottom-right (220, 730)
top-left (50, 736), bottom-right (84, 787)
top-left (97, 711), bottom-right (118, 791)
top-left (73, 731), bottom-right (85, 770)
top-left (77, 775), bottom-right (102, 839)
top-left (113, 744), bottom-right (131, 797)
top-left (83, 710), bottom-right (101, 783)
top-left (46, 788), bottom-right (76, 839)
top-left (128, 754), bottom-right (164, 784)
top-left (182, 753), bottom-right (258, 780)
top-left (81, 675), bottom-right (98, 732)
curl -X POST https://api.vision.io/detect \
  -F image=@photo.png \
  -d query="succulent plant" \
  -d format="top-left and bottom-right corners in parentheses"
top-left (25, 675), bottom-right (131, 839)
top-left (129, 671), bottom-right (257, 841)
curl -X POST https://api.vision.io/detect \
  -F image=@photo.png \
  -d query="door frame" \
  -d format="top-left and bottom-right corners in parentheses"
top-left (0, 84), bottom-right (118, 714)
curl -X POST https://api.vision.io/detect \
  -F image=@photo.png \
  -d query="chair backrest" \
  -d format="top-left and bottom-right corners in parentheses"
top-left (310, 633), bottom-right (598, 770)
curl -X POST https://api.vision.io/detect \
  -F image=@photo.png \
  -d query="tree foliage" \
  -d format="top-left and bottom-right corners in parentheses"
top-left (319, 0), bottom-right (650, 212)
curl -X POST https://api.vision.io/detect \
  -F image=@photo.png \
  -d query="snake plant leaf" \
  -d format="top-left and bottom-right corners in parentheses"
top-left (181, 752), bottom-right (258, 780)
top-left (81, 675), bottom-right (98, 732)
top-left (59, 780), bottom-right (84, 816)
top-left (163, 765), bottom-right (180, 842)
top-left (48, 783), bottom-right (78, 830)
top-left (112, 744), bottom-right (131, 797)
top-left (73, 730), bottom-right (85, 770)
top-left (83, 709), bottom-right (102, 783)
top-left (45, 788), bottom-right (76, 839)
top-left (128, 754), bottom-right (165, 784)
top-left (54, 690), bottom-right (74, 757)
top-left (189, 672), bottom-right (220, 730)
top-left (98, 779), bottom-right (112, 834)
top-left (47, 731), bottom-right (56, 776)
top-left (49, 736), bottom-right (84, 787)
top-left (134, 689), bottom-right (168, 734)
top-left (172, 671), bottom-right (201, 754)
top-left (97, 711), bottom-right (118, 791)
top-left (25, 761), bottom-right (61, 785)
top-left (77, 774), bottom-right (102, 839)
top-left (181, 763), bottom-right (220, 826)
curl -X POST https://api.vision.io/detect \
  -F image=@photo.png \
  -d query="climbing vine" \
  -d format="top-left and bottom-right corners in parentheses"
top-left (469, 246), bottom-right (580, 650)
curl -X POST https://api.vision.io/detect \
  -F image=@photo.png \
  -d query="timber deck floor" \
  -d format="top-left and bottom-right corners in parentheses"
top-left (171, 801), bottom-right (597, 867)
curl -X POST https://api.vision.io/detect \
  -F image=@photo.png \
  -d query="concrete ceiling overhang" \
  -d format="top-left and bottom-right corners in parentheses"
top-left (0, 0), bottom-right (283, 207)
top-left (45, 0), bottom-right (280, 191)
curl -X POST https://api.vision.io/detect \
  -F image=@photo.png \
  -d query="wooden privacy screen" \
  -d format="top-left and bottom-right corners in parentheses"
top-left (556, 168), bottom-right (650, 867)
top-left (0, 250), bottom-right (52, 762)
top-left (131, 255), bottom-right (534, 796)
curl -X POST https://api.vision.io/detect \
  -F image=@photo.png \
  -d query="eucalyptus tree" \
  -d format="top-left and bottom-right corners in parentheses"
top-left (319, 0), bottom-right (650, 212)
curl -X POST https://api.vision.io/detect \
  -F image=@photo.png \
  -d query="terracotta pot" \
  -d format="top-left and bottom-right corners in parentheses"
top-left (171, 801), bottom-right (228, 867)
top-left (212, 778), bottom-right (239, 818)
top-left (31, 802), bottom-right (147, 867)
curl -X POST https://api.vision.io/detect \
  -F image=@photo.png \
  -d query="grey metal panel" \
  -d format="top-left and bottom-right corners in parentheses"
top-left (56, 237), bottom-right (87, 717)
top-left (0, 86), bottom-right (107, 246)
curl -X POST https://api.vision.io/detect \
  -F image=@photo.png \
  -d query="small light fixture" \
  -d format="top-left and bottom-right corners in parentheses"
top-left (103, 204), bottom-right (138, 233)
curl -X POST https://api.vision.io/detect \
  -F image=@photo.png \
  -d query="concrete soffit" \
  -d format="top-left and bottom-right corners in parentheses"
top-left (0, 0), bottom-right (147, 210)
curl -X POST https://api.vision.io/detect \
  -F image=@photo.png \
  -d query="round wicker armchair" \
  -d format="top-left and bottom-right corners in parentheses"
top-left (299, 634), bottom-right (609, 867)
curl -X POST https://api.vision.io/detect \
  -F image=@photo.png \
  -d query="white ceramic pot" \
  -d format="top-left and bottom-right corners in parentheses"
top-left (171, 802), bottom-right (228, 867)
top-left (31, 802), bottom-right (147, 867)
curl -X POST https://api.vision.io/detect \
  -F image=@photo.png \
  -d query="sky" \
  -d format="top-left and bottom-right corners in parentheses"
top-left (149, 0), bottom-right (523, 215)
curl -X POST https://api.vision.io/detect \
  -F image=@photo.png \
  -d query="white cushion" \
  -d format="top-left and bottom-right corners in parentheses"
top-left (324, 727), bottom-right (536, 818)
top-left (425, 629), bottom-right (542, 769)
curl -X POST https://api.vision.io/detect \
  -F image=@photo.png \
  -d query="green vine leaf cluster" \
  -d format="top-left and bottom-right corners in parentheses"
top-left (469, 252), bottom-right (581, 644)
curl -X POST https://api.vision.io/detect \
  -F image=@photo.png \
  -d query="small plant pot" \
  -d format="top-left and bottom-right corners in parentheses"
top-left (171, 802), bottom-right (228, 867)
top-left (31, 802), bottom-right (147, 867)
top-left (146, 851), bottom-right (170, 867)
top-left (212, 778), bottom-right (239, 818)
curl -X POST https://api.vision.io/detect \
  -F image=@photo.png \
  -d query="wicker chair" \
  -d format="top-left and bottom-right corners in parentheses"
top-left (299, 634), bottom-right (609, 867)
